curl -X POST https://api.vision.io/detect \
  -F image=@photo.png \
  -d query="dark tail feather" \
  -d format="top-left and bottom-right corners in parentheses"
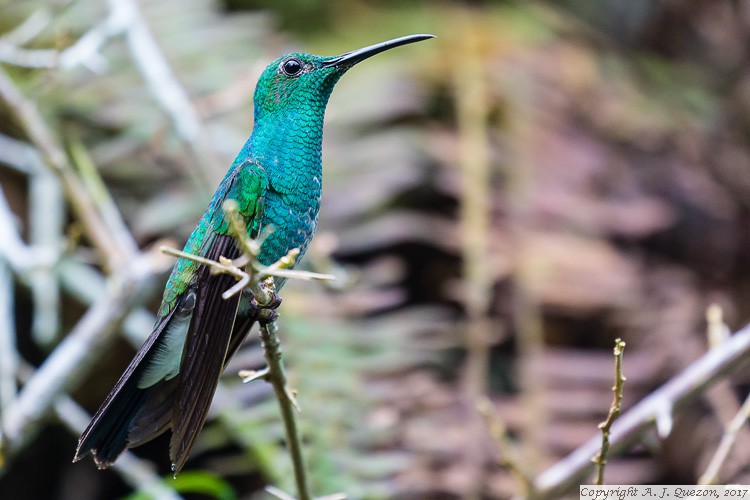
top-left (74, 377), bottom-right (148, 468)
top-left (74, 305), bottom-right (178, 468)
top-left (129, 315), bottom-right (255, 450)
top-left (128, 378), bottom-right (179, 448)
top-left (74, 302), bottom-right (257, 470)
top-left (74, 378), bottom-right (179, 468)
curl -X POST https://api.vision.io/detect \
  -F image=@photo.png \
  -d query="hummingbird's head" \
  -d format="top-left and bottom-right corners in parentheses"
top-left (252, 34), bottom-right (435, 119)
top-left (253, 52), bottom-right (343, 116)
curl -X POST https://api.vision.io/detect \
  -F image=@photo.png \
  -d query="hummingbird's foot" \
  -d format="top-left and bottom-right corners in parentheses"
top-left (250, 291), bottom-right (282, 324)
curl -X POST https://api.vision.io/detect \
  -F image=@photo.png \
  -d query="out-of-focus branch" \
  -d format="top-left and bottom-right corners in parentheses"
top-left (0, 2), bottom-right (124, 72)
top-left (66, 139), bottom-right (139, 266)
top-left (533, 325), bottom-right (750, 498)
top-left (3, 0), bottom-right (219, 188)
top-left (0, 65), bottom-right (137, 272)
top-left (57, 5), bottom-right (128, 72)
top-left (448, 14), bottom-right (493, 496)
top-left (699, 392), bottom-right (750, 484)
top-left (0, 260), bottom-right (18, 422)
top-left (28, 159), bottom-right (64, 347)
top-left (0, 186), bottom-right (57, 274)
top-left (58, 258), bottom-right (156, 348)
top-left (116, 0), bottom-right (199, 144)
top-left (108, 0), bottom-right (218, 189)
top-left (0, 134), bottom-right (63, 347)
top-left (0, 9), bottom-right (52, 47)
top-left (0, 43), bottom-right (58, 69)
top-left (477, 398), bottom-right (533, 494)
top-left (0, 134), bottom-right (43, 175)
top-left (0, 184), bottom-right (56, 419)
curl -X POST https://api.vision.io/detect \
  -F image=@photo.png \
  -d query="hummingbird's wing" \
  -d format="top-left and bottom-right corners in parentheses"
top-left (168, 232), bottom-right (242, 472)
top-left (168, 162), bottom-right (269, 472)
top-left (75, 161), bottom-right (269, 471)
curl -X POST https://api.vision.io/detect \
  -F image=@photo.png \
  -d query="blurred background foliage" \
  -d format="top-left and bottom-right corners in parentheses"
top-left (2, 0), bottom-right (750, 498)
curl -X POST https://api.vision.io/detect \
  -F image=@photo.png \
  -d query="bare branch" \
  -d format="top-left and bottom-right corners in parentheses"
top-left (0, 9), bottom-right (52, 47)
top-left (0, 66), bottom-right (137, 271)
top-left (258, 318), bottom-right (310, 499)
top-left (0, 186), bottom-right (58, 273)
top-left (477, 397), bottom-right (533, 494)
top-left (109, 0), bottom-right (217, 188)
top-left (592, 338), bottom-right (627, 485)
top-left (0, 261), bottom-right (18, 421)
top-left (0, 2), bottom-right (123, 71)
top-left (159, 244), bottom-right (334, 294)
top-left (0, 134), bottom-right (44, 174)
top-left (533, 326), bottom-right (750, 497)
top-left (28, 159), bottom-right (64, 347)
top-left (699, 392), bottom-right (750, 484)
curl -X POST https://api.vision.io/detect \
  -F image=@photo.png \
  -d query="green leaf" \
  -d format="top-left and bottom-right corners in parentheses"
top-left (123, 470), bottom-right (237, 500)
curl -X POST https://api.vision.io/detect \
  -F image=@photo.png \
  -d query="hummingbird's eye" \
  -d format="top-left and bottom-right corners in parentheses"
top-left (280, 58), bottom-right (303, 77)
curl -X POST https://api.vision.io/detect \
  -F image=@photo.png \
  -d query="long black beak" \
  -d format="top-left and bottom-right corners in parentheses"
top-left (322, 34), bottom-right (436, 68)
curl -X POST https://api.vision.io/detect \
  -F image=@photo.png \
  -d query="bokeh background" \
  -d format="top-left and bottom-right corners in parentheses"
top-left (2, 0), bottom-right (750, 498)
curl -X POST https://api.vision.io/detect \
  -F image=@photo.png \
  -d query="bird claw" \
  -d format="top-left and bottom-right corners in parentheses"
top-left (249, 291), bottom-right (282, 324)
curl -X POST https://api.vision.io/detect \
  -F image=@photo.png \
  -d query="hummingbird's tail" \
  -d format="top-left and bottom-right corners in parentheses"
top-left (73, 310), bottom-right (257, 470)
top-left (73, 302), bottom-right (182, 468)
top-left (74, 379), bottom-right (180, 468)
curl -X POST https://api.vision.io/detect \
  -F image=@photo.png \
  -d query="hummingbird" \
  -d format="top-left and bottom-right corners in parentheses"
top-left (73, 34), bottom-right (435, 474)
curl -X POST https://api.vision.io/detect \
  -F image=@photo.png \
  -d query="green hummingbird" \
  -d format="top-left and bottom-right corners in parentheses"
top-left (74, 34), bottom-right (434, 474)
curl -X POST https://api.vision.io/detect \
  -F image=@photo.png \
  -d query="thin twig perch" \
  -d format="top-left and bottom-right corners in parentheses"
top-left (592, 338), bottom-right (626, 485)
